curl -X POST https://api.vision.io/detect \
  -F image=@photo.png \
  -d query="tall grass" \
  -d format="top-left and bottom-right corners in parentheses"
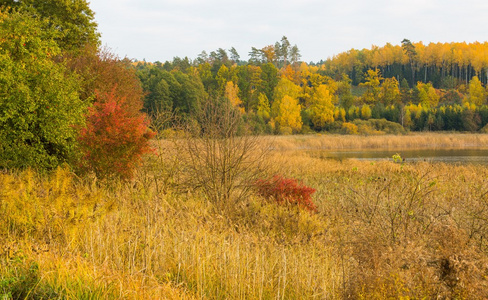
top-left (3, 134), bottom-right (488, 298)
top-left (270, 132), bottom-right (488, 151)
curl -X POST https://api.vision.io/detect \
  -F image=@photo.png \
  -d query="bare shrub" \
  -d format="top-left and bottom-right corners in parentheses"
top-left (180, 98), bottom-right (270, 210)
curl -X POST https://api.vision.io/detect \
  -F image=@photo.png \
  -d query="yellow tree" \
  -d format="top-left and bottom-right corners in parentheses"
top-left (216, 64), bottom-right (230, 95)
top-left (417, 82), bottom-right (439, 108)
top-left (360, 69), bottom-right (383, 104)
top-left (308, 85), bottom-right (335, 129)
top-left (224, 81), bottom-right (244, 113)
top-left (273, 95), bottom-right (302, 133)
top-left (281, 64), bottom-right (297, 83)
top-left (380, 77), bottom-right (400, 105)
top-left (360, 104), bottom-right (372, 120)
top-left (273, 77), bottom-right (301, 105)
top-left (468, 76), bottom-right (485, 106)
top-left (256, 93), bottom-right (271, 121)
top-left (261, 45), bottom-right (276, 63)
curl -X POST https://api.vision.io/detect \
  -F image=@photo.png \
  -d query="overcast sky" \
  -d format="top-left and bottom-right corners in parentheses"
top-left (89, 0), bottom-right (488, 63)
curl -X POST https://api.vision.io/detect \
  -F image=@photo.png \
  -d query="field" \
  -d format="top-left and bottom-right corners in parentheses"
top-left (2, 133), bottom-right (488, 299)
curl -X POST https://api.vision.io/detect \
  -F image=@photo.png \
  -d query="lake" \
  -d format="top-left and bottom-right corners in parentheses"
top-left (312, 148), bottom-right (488, 165)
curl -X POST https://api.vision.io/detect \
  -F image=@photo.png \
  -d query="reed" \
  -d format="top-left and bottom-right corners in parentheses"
top-left (3, 136), bottom-right (488, 298)
top-left (269, 132), bottom-right (488, 151)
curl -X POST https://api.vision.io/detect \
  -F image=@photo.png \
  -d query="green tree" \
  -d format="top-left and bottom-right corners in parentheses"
top-left (338, 74), bottom-right (355, 110)
top-left (399, 78), bottom-right (411, 103)
top-left (402, 39), bottom-right (417, 86)
top-left (229, 47), bottom-right (240, 64)
top-left (137, 67), bottom-right (172, 114)
top-left (417, 82), bottom-right (439, 108)
top-left (256, 93), bottom-right (271, 121)
top-left (260, 63), bottom-right (279, 103)
top-left (173, 71), bottom-right (206, 115)
top-left (279, 36), bottom-right (291, 66)
top-left (3, 0), bottom-right (100, 52)
top-left (0, 9), bottom-right (86, 169)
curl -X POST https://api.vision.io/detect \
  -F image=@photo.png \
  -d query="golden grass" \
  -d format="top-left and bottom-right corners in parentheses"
top-left (3, 135), bottom-right (488, 298)
top-left (269, 132), bottom-right (488, 151)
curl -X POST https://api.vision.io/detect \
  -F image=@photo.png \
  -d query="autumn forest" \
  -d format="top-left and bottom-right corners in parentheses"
top-left (137, 38), bottom-right (488, 135)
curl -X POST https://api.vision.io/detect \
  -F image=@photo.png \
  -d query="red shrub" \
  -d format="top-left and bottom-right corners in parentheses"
top-left (78, 88), bottom-right (155, 179)
top-left (254, 175), bottom-right (317, 212)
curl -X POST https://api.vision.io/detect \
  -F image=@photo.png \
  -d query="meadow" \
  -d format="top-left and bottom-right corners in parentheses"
top-left (2, 133), bottom-right (488, 299)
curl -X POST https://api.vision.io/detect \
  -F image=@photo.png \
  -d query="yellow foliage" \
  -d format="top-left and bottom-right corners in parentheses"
top-left (342, 122), bottom-right (358, 134)
top-left (224, 81), bottom-right (244, 113)
top-left (468, 76), bottom-right (485, 106)
top-left (273, 95), bottom-right (302, 133)
top-left (256, 92), bottom-right (271, 120)
top-left (273, 77), bottom-right (301, 104)
top-left (0, 167), bottom-right (110, 242)
top-left (361, 104), bottom-right (372, 120)
top-left (309, 85), bottom-right (335, 129)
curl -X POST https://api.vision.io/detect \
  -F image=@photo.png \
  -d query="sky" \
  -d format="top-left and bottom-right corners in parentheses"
top-left (89, 0), bottom-right (488, 63)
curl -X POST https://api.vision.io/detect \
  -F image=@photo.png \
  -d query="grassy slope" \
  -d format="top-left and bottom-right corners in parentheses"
top-left (2, 134), bottom-right (488, 298)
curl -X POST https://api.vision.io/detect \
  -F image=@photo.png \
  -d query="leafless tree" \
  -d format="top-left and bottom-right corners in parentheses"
top-left (181, 98), bottom-right (270, 211)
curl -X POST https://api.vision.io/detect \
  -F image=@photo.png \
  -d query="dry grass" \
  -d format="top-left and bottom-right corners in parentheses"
top-left (3, 134), bottom-right (488, 298)
top-left (269, 132), bottom-right (488, 151)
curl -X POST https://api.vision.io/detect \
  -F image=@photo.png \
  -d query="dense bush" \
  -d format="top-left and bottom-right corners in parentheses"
top-left (353, 118), bottom-right (407, 135)
top-left (255, 175), bottom-right (317, 212)
top-left (0, 10), bottom-right (86, 169)
top-left (78, 89), bottom-right (155, 179)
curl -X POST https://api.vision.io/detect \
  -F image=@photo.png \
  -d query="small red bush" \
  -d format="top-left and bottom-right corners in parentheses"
top-left (78, 88), bottom-right (155, 179)
top-left (254, 175), bottom-right (317, 212)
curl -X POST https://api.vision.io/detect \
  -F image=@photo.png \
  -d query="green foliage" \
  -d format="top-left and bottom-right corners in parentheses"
top-left (392, 153), bottom-right (403, 163)
top-left (134, 39), bottom-right (488, 135)
top-left (338, 74), bottom-right (355, 109)
top-left (3, 0), bottom-right (100, 52)
top-left (0, 9), bottom-right (86, 169)
top-left (137, 65), bottom-right (205, 118)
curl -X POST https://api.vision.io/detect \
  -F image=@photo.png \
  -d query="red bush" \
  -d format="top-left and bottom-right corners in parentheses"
top-left (78, 88), bottom-right (155, 179)
top-left (254, 175), bottom-right (317, 212)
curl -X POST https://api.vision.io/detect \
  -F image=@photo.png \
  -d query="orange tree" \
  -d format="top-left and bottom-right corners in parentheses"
top-left (77, 88), bottom-right (155, 180)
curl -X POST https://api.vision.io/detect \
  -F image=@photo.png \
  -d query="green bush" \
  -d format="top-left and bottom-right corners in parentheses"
top-left (353, 118), bottom-right (406, 135)
top-left (0, 9), bottom-right (86, 169)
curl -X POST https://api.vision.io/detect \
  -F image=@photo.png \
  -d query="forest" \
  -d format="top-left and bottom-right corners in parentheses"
top-left (136, 39), bottom-right (488, 135)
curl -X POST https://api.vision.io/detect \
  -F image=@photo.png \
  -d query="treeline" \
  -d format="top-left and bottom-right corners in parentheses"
top-left (136, 39), bottom-right (488, 135)
top-left (320, 40), bottom-right (488, 87)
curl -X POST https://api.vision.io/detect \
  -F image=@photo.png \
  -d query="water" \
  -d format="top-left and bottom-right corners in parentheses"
top-left (313, 148), bottom-right (488, 165)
